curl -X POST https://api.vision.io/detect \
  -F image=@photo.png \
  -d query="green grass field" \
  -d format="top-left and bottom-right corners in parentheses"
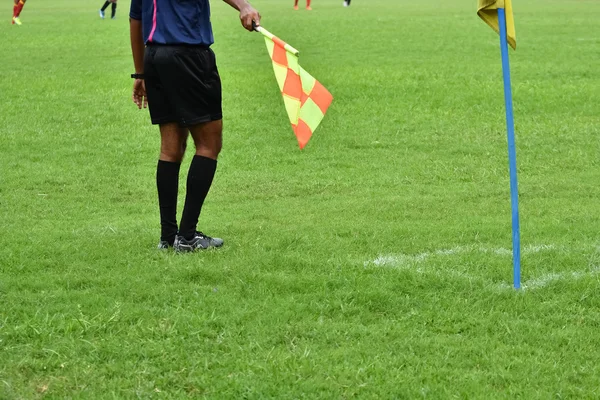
top-left (1, 0), bottom-right (600, 397)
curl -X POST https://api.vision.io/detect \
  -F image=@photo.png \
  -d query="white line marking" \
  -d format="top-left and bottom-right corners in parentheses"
top-left (366, 244), bottom-right (600, 291)
top-left (497, 268), bottom-right (600, 290)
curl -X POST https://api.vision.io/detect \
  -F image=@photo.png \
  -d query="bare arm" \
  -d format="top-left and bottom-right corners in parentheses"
top-left (130, 18), bottom-right (147, 109)
top-left (130, 18), bottom-right (144, 74)
top-left (222, 0), bottom-right (261, 31)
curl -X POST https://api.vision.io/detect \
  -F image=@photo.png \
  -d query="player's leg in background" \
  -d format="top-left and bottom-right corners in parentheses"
top-left (178, 120), bottom-right (222, 241)
top-left (12, 0), bottom-right (18, 23)
top-left (15, 0), bottom-right (25, 16)
top-left (157, 123), bottom-right (188, 247)
top-left (110, 0), bottom-right (117, 19)
top-left (294, 0), bottom-right (299, 10)
top-left (99, 0), bottom-right (110, 18)
top-left (12, 0), bottom-right (25, 24)
top-left (306, 0), bottom-right (312, 10)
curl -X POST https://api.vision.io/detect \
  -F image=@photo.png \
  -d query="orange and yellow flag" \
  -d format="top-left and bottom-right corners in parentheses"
top-left (478, 0), bottom-right (516, 50)
top-left (259, 28), bottom-right (333, 149)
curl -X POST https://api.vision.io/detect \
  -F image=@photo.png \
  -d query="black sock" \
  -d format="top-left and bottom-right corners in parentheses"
top-left (111, 2), bottom-right (116, 17)
top-left (157, 160), bottom-right (181, 245)
top-left (179, 155), bottom-right (218, 240)
top-left (101, 1), bottom-right (110, 11)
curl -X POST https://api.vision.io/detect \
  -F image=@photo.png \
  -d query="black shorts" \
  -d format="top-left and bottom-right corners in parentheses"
top-left (144, 45), bottom-right (222, 127)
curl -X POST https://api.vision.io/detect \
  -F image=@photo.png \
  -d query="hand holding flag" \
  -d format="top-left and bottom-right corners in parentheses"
top-left (238, 3), bottom-right (260, 32)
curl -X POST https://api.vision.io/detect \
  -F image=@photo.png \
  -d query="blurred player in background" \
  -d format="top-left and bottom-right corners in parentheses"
top-left (293, 0), bottom-right (311, 11)
top-left (12, 0), bottom-right (26, 25)
top-left (343, 0), bottom-right (351, 6)
top-left (99, 0), bottom-right (117, 19)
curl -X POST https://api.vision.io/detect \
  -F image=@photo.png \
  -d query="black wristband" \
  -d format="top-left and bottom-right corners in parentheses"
top-left (131, 73), bottom-right (145, 79)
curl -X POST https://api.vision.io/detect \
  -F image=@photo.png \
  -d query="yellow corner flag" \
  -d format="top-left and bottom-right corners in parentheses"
top-left (258, 27), bottom-right (333, 149)
top-left (478, 0), bottom-right (516, 50)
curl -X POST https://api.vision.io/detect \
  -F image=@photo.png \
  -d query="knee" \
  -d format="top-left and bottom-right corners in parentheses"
top-left (210, 136), bottom-right (223, 156)
top-left (197, 128), bottom-right (223, 159)
top-left (214, 141), bottom-right (223, 158)
top-left (197, 138), bottom-right (222, 159)
top-left (160, 142), bottom-right (186, 162)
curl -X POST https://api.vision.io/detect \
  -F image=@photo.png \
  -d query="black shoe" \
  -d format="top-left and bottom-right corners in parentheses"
top-left (174, 231), bottom-right (224, 252)
top-left (157, 240), bottom-right (174, 250)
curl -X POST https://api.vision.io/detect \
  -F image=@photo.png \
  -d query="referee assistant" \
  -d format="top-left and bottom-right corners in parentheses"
top-left (129, 0), bottom-right (260, 252)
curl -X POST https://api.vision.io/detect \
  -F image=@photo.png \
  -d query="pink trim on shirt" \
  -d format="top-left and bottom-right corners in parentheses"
top-left (148, 0), bottom-right (157, 42)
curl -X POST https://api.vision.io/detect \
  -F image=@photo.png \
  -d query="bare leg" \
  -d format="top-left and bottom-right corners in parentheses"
top-left (160, 122), bottom-right (188, 162)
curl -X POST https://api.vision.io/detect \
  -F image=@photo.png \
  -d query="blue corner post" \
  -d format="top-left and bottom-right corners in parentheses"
top-left (498, 8), bottom-right (521, 289)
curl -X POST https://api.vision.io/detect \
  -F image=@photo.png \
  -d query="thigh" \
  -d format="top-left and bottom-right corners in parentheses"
top-left (156, 47), bottom-right (223, 127)
top-left (188, 120), bottom-right (222, 159)
top-left (160, 123), bottom-right (189, 162)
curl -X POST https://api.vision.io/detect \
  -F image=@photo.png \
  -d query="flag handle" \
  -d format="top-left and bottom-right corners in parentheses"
top-left (498, 8), bottom-right (521, 290)
top-left (253, 24), bottom-right (300, 57)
